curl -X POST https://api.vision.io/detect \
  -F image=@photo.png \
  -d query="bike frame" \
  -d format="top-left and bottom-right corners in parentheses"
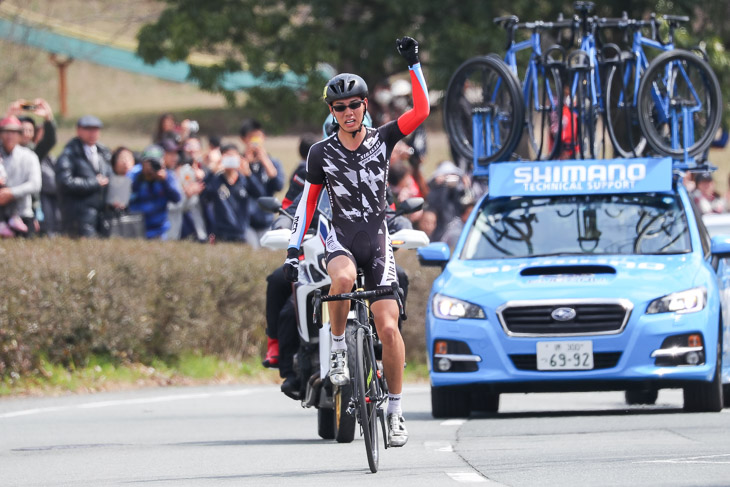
top-left (570, 28), bottom-right (603, 110)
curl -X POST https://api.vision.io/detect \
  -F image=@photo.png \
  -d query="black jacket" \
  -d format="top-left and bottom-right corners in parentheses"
top-left (56, 137), bottom-right (112, 228)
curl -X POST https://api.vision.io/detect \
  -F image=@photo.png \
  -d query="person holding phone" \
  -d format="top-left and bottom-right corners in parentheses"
top-left (239, 119), bottom-right (284, 247)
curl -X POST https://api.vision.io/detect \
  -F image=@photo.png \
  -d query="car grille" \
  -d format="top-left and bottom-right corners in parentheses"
top-left (498, 302), bottom-right (631, 336)
top-left (509, 352), bottom-right (622, 371)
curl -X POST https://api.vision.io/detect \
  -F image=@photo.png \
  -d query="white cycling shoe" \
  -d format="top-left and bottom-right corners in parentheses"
top-left (329, 349), bottom-right (350, 386)
top-left (387, 413), bottom-right (408, 447)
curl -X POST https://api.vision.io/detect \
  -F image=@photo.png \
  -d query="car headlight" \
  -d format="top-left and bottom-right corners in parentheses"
top-left (432, 293), bottom-right (486, 320)
top-left (646, 287), bottom-right (706, 314)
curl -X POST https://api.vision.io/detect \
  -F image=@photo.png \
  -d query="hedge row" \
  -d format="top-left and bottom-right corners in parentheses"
top-left (0, 238), bottom-right (440, 379)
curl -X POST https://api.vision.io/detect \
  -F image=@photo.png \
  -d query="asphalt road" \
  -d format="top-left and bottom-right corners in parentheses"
top-left (1, 384), bottom-right (729, 486)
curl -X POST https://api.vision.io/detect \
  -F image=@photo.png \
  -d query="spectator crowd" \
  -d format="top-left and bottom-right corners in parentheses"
top-left (0, 86), bottom-right (480, 250)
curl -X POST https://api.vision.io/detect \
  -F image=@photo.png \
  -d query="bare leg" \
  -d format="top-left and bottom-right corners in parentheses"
top-left (371, 299), bottom-right (404, 395)
top-left (326, 255), bottom-right (356, 336)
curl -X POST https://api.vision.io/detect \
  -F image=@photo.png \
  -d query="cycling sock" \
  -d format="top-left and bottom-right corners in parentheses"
top-left (387, 393), bottom-right (402, 415)
top-left (331, 333), bottom-right (347, 351)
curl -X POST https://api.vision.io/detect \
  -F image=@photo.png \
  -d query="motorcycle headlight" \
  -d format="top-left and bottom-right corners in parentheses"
top-left (646, 287), bottom-right (706, 314)
top-left (433, 293), bottom-right (486, 320)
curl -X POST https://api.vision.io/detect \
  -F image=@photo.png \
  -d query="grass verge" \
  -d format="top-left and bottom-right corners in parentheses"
top-left (0, 352), bottom-right (280, 397)
top-left (0, 352), bottom-right (429, 397)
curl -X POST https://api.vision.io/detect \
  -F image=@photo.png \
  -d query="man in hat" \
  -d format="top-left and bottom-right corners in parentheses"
top-left (56, 115), bottom-right (113, 237)
top-left (0, 116), bottom-right (41, 236)
top-left (128, 145), bottom-right (181, 239)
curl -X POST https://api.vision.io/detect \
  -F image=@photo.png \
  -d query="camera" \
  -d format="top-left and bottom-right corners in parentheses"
top-left (188, 120), bottom-right (199, 134)
top-left (149, 158), bottom-right (163, 171)
top-left (21, 104), bottom-right (37, 111)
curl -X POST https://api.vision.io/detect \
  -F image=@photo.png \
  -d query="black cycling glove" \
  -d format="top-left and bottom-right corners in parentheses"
top-left (396, 36), bottom-right (420, 67)
top-left (283, 247), bottom-right (300, 283)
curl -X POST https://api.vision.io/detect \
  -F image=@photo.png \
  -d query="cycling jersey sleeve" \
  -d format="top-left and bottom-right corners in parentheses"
top-left (287, 149), bottom-right (325, 250)
top-left (396, 63), bottom-right (430, 136)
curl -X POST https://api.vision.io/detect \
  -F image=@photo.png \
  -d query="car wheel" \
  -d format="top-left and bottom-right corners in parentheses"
top-left (683, 335), bottom-right (723, 412)
top-left (625, 388), bottom-right (658, 406)
top-left (431, 385), bottom-right (471, 418)
top-left (471, 386), bottom-right (499, 413)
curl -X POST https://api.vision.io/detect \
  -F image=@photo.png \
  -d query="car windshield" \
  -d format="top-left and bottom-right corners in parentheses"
top-left (461, 193), bottom-right (691, 259)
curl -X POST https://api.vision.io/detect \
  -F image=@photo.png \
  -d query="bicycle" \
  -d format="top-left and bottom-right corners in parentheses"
top-left (495, 15), bottom-right (576, 161)
top-left (602, 13), bottom-right (681, 157)
top-left (443, 53), bottom-right (524, 167)
top-left (313, 279), bottom-right (406, 473)
top-left (636, 48), bottom-right (722, 161)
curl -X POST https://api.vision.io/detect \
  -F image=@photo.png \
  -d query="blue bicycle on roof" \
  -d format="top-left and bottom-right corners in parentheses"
top-left (443, 2), bottom-right (722, 166)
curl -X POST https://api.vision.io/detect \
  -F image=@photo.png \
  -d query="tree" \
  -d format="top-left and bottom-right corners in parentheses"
top-left (137, 0), bottom-right (730, 130)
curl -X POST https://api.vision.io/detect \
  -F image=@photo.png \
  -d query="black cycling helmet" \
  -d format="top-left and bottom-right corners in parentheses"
top-left (323, 73), bottom-right (368, 104)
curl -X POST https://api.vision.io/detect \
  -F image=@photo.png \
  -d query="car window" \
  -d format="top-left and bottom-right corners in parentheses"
top-left (462, 193), bottom-right (691, 259)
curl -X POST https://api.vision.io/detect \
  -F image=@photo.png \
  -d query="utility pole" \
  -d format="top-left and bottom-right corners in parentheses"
top-left (49, 54), bottom-right (73, 118)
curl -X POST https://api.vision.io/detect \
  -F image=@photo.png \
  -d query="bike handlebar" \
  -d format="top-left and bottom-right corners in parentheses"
top-left (312, 282), bottom-right (407, 328)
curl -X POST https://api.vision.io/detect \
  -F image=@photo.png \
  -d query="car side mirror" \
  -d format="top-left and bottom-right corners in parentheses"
top-left (710, 235), bottom-right (730, 259)
top-left (418, 242), bottom-right (451, 268)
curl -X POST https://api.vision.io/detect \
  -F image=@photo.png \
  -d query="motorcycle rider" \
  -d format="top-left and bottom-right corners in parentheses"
top-left (283, 36), bottom-right (429, 447)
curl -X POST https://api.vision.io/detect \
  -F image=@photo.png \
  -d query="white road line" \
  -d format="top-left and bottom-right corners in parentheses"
top-left (0, 407), bottom-right (65, 419)
top-left (424, 441), bottom-right (453, 452)
top-left (0, 388), bottom-right (264, 419)
top-left (635, 453), bottom-right (730, 464)
top-left (441, 419), bottom-right (467, 426)
top-left (77, 393), bottom-right (213, 408)
top-left (447, 472), bottom-right (488, 483)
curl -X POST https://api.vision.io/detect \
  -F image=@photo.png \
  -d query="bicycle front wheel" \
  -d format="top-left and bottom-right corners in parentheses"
top-left (637, 49), bottom-right (722, 159)
top-left (605, 61), bottom-right (647, 158)
top-left (524, 64), bottom-right (563, 160)
top-left (356, 327), bottom-right (379, 473)
top-left (443, 56), bottom-right (524, 166)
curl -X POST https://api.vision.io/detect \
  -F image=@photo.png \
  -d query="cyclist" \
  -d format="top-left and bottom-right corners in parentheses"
top-left (283, 36), bottom-right (429, 447)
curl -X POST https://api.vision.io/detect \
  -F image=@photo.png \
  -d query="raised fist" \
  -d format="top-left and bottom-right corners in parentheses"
top-left (396, 36), bottom-right (420, 67)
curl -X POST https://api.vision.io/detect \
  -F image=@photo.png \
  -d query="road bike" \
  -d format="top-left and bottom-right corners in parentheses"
top-left (314, 281), bottom-right (407, 473)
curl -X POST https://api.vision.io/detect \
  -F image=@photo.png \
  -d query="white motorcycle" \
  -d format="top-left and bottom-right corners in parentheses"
top-left (259, 194), bottom-right (429, 442)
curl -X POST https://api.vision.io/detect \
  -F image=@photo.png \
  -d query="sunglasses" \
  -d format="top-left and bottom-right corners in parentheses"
top-left (331, 100), bottom-right (365, 112)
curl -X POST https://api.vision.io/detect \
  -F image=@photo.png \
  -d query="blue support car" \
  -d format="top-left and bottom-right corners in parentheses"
top-left (419, 157), bottom-right (730, 417)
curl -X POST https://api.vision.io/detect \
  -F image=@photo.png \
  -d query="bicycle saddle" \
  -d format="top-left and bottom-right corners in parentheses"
top-left (493, 15), bottom-right (519, 28)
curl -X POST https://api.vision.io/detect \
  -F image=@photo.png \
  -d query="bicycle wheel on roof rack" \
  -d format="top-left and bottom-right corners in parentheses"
top-left (524, 63), bottom-right (563, 160)
top-left (605, 60), bottom-right (648, 158)
top-left (443, 56), bottom-right (524, 166)
top-left (637, 49), bottom-right (722, 159)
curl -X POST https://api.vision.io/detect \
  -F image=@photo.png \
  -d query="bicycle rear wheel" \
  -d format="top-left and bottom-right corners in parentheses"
top-left (637, 49), bottom-right (722, 159)
top-left (524, 64), bottom-right (563, 160)
top-left (356, 327), bottom-right (379, 473)
top-left (443, 56), bottom-right (524, 166)
top-left (605, 61), bottom-right (647, 157)
top-left (572, 70), bottom-right (603, 160)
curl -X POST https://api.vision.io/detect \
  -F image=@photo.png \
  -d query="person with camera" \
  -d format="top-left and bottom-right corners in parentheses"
top-left (284, 36), bottom-right (429, 447)
top-left (56, 115), bottom-right (113, 238)
top-left (0, 116), bottom-right (41, 237)
top-left (239, 119), bottom-right (284, 248)
top-left (128, 145), bottom-right (182, 239)
top-left (7, 99), bottom-right (60, 236)
top-left (201, 144), bottom-right (265, 243)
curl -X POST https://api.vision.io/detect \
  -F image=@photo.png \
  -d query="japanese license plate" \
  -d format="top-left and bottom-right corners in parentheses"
top-left (536, 341), bottom-right (594, 370)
